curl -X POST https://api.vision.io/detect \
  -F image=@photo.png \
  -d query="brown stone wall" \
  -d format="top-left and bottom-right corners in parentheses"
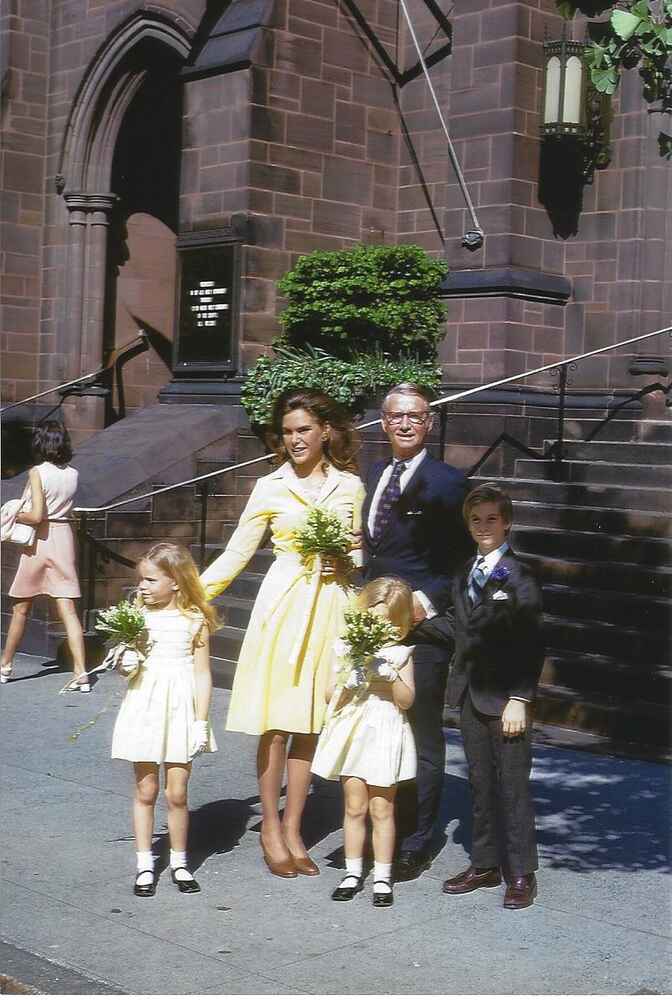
top-left (1, 0), bottom-right (50, 406)
top-left (182, 0), bottom-right (401, 370)
top-left (399, 0), bottom-right (672, 390)
top-left (2, 0), bottom-right (671, 430)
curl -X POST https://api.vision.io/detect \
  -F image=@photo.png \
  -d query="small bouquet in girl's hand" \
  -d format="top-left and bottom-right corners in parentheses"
top-left (58, 599), bottom-right (150, 695)
top-left (95, 600), bottom-right (151, 678)
top-left (293, 507), bottom-right (353, 568)
top-left (336, 608), bottom-right (401, 692)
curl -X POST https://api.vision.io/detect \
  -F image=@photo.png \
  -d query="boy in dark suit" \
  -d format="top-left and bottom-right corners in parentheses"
top-left (443, 483), bottom-right (544, 909)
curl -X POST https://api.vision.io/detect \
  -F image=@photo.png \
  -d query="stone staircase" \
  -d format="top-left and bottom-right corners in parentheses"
top-left (487, 422), bottom-right (671, 755)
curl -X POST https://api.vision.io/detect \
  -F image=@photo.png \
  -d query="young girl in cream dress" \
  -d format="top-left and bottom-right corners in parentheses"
top-left (312, 577), bottom-right (416, 908)
top-left (111, 543), bottom-right (218, 897)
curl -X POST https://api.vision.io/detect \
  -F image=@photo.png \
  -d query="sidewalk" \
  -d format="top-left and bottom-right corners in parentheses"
top-left (1, 652), bottom-right (670, 996)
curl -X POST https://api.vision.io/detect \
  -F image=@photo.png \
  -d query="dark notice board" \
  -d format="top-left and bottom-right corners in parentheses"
top-left (176, 244), bottom-right (237, 370)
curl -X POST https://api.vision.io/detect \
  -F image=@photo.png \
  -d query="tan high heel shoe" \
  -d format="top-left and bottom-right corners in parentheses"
top-left (289, 851), bottom-right (320, 876)
top-left (260, 835), bottom-right (297, 878)
top-left (0, 662), bottom-right (13, 684)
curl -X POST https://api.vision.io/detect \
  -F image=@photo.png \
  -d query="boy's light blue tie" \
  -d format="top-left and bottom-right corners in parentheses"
top-left (469, 557), bottom-right (487, 605)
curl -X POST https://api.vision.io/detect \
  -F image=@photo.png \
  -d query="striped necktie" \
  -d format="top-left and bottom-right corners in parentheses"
top-left (372, 461), bottom-right (406, 543)
top-left (469, 556), bottom-right (487, 605)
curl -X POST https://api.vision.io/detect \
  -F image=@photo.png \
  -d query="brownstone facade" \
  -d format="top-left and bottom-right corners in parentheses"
top-left (1, 0), bottom-right (671, 442)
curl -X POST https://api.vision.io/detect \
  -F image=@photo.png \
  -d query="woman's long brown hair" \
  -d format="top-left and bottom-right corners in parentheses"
top-left (270, 388), bottom-right (359, 474)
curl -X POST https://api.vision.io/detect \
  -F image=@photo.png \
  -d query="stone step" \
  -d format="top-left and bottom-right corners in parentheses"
top-left (541, 583), bottom-right (670, 634)
top-left (211, 654), bottom-right (236, 690)
top-left (511, 524), bottom-right (672, 566)
top-left (542, 615), bottom-right (669, 667)
top-left (199, 544), bottom-right (273, 577)
top-left (541, 648), bottom-right (671, 700)
top-left (477, 476), bottom-right (671, 513)
top-left (524, 552), bottom-right (671, 598)
top-left (513, 459), bottom-right (672, 488)
top-left (210, 624), bottom-right (246, 662)
top-left (534, 682), bottom-right (671, 748)
top-left (543, 439), bottom-right (672, 464)
top-left (510, 500), bottom-right (672, 538)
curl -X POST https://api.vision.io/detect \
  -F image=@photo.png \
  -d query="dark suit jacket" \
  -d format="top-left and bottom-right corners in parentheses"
top-left (362, 453), bottom-right (472, 615)
top-left (447, 549), bottom-right (544, 716)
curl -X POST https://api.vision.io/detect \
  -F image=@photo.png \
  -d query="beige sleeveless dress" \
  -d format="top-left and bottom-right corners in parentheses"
top-left (9, 462), bottom-right (81, 599)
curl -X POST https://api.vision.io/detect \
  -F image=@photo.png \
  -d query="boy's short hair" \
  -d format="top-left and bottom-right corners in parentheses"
top-left (462, 482), bottom-right (514, 526)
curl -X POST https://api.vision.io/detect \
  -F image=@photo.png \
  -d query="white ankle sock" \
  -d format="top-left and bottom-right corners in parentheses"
top-left (373, 861), bottom-right (392, 893)
top-left (340, 856), bottom-right (363, 887)
top-left (170, 849), bottom-right (192, 880)
top-left (136, 851), bottom-right (154, 886)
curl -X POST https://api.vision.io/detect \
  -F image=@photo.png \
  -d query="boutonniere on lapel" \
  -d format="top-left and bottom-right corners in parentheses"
top-left (489, 563), bottom-right (510, 600)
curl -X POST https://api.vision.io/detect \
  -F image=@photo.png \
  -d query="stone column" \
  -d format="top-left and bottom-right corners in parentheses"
top-left (60, 192), bottom-right (117, 435)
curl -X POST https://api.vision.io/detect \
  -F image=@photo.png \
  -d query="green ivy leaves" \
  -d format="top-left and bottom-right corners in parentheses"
top-left (240, 347), bottom-right (442, 427)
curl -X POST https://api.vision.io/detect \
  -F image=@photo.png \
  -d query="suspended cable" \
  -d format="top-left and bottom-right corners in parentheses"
top-left (398, 0), bottom-right (484, 250)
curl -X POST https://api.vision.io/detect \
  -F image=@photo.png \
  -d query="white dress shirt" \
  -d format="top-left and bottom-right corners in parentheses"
top-left (367, 448), bottom-right (436, 618)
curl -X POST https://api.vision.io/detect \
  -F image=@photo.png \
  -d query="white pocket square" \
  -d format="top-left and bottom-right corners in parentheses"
top-left (492, 590), bottom-right (509, 600)
top-left (404, 510), bottom-right (423, 516)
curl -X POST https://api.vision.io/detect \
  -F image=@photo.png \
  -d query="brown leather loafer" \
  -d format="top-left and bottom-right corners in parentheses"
top-left (290, 852), bottom-right (320, 876)
top-left (442, 865), bottom-right (502, 894)
top-left (503, 874), bottom-right (536, 909)
top-left (262, 852), bottom-right (298, 878)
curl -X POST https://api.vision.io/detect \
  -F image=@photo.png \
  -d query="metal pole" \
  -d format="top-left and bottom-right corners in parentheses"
top-left (438, 404), bottom-right (447, 462)
top-left (553, 366), bottom-right (569, 482)
top-left (198, 481), bottom-right (209, 572)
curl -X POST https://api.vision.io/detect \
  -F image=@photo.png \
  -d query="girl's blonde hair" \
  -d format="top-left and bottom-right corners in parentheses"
top-left (357, 576), bottom-right (414, 640)
top-left (138, 542), bottom-right (219, 635)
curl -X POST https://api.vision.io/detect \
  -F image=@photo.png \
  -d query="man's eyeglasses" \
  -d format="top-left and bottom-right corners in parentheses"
top-left (382, 411), bottom-right (430, 427)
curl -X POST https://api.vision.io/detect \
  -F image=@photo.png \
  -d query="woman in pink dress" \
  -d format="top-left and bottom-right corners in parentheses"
top-left (1, 421), bottom-right (88, 690)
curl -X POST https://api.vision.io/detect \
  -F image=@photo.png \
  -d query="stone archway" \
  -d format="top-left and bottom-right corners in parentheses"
top-left (54, 9), bottom-right (192, 425)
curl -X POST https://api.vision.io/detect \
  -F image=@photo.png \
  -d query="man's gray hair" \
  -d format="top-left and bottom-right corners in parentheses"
top-left (381, 382), bottom-right (434, 411)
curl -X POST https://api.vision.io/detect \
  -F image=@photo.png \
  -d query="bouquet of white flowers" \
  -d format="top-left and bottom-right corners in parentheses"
top-left (293, 507), bottom-right (353, 566)
top-left (336, 608), bottom-right (401, 693)
top-left (59, 599), bottom-right (151, 694)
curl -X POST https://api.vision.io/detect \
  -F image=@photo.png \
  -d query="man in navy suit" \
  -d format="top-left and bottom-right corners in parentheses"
top-left (362, 383), bottom-right (472, 879)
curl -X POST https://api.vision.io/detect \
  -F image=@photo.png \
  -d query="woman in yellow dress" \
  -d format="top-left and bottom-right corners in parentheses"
top-left (201, 389), bottom-right (364, 879)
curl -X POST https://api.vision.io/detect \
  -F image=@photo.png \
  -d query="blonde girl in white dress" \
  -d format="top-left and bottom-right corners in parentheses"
top-left (312, 577), bottom-right (416, 908)
top-left (111, 543), bottom-right (218, 898)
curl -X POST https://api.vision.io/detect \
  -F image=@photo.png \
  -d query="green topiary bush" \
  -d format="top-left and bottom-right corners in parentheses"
top-left (275, 244), bottom-right (449, 360)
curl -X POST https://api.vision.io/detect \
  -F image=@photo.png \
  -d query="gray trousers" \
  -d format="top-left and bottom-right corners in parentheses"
top-left (460, 691), bottom-right (538, 877)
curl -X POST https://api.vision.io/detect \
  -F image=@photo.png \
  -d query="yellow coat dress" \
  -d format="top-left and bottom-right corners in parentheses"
top-left (201, 462), bottom-right (365, 736)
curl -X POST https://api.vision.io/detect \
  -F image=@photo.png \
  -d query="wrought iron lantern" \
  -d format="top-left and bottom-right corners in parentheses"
top-left (540, 32), bottom-right (611, 181)
top-left (542, 35), bottom-right (588, 140)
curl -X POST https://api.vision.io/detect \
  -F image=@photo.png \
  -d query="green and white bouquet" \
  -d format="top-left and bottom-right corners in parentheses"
top-left (293, 507), bottom-right (353, 567)
top-left (335, 608), bottom-right (401, 693)
top-left (59, 599), bottom-right (150, 695)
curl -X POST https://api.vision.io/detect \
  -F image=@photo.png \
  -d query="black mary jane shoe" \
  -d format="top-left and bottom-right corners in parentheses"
top-left (133, 870), bottom-right (156, 898)
top-left (372, 880), bottom-right (394, 907)
top-left (331, 876), bottom-right (364, 901)
top-left (171, 867), bottom-right (201, 893)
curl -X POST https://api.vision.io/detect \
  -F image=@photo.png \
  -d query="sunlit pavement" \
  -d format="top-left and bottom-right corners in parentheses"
top-left (1, 652), bottom-right (670, 995)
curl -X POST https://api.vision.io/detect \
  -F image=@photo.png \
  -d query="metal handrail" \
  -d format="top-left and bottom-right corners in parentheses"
top-left (0, 332), bottom-right (146, 414)
top-left (74, 322), bottom-right (672, 515)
